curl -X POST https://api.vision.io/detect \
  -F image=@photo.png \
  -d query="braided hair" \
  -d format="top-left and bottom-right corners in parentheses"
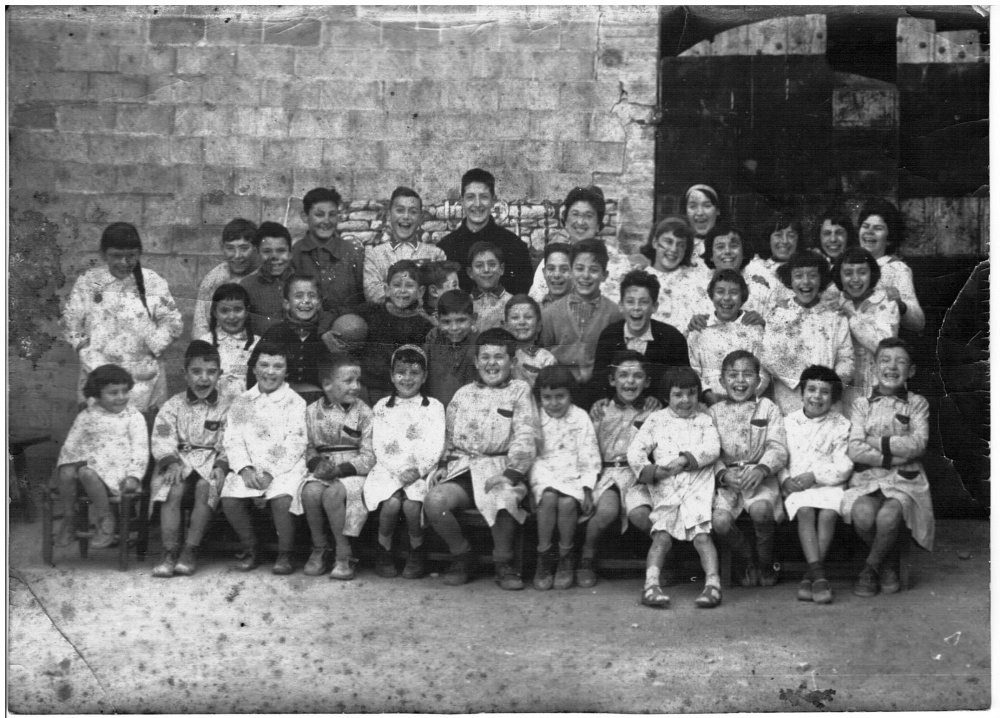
top-left (387, 344), bottom-right (430, 407)
top-left (208, 283), bottom-right (256, 351)
top-left (100, 222), bottom-right (148, 316)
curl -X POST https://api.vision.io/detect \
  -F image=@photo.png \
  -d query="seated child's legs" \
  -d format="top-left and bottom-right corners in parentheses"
top-left (301, 482), bottom-right (330, 549)
top-left (850, 494), bottom-right (882, 545)
top-left (378, 491), bottom-right (404, 550)
top-left (747, 500), bottom-right (776, 566)
top-left (796, 507), bottom-right (820, 563)
top-left (628, 505), bottom-right (652, 534)
top-left (222, 497), bottom-right (255, 548)
top-left (491, 510), bottom-right (519, 564)
top-left (76, 466), bottom-right (112, 516)
top-left (692, 532), bottom-right (720, 580)
top-left (535, 489), bottom-right (559, 552)
top-left (402, 498), bottom-right (423, 547)
top-left (269, 495), bottom-right (295, 553)
top-left (644, 531), bottom-right (673, 594)
top-left (868, 498), bottom-right (904, 565)
top-left (816, 509), bottom-right (839, 559)
top-left (424, 477), bottom-right (475, 556)
top-left (582, 489), bottom-right (620, 558)
top-left (160, 481), bottom-right (188, 550)
top-left (185, 479), bottom-right (213, 548)
top-left (57, 464), bottom-right (81, 517)
top-left (556, 494), bottom-right (579, 554)
top-left (319, 480), bottom-right (351, 560)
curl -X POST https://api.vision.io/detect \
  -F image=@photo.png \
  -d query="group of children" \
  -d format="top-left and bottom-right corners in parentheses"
top-left (53, 185), bottom-right (934, 609)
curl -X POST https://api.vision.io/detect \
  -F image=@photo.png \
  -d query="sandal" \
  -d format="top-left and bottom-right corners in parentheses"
top-left (695, 584), bottom-right (722, 608)
top-left (811, 578), bottom-right (833, 604)
top-left (641, 584), bottom-right (670, 608)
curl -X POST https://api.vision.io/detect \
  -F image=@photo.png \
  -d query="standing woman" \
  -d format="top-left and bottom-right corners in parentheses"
top-left (684, 183), bottom-right (724, 269)
top-left (528, 185), bottom-right (638, 305)
top-left (640, 216), bottom-right (711, 338)
top-left (815, 208), bottom-right (857, 268)
top-left (856, 198), bottom-right (925, 333)
top-left (63, 222), bottom-right (183, 414)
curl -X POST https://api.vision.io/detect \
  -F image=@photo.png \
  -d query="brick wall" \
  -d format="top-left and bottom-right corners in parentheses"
top-left (8, 5), bottom-right (659, 449)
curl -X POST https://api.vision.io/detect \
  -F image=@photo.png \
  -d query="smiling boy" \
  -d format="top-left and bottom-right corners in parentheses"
top-left (291, 187), bottom-right (365, 315)
top-left (539, 239), bottom-right (623, 385)
top-left (437, 168), bottom-right (533, 295)
top-left (240, 222), bottom-right (296, 335)
top-left (590, 269), bottom-right (689, 406)
top-left (467, 241), bottom-right (512, 331)
top-left (424, 289), bottom-right (479, 406)
top-left (192, 219), bottom-right (261, 338)
top-left (363, 187), bottom-right (446, 303)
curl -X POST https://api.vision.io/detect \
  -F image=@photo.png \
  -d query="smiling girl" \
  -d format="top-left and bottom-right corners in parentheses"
top-left (833, 247), bottom-right (900, 408)
top-left (63, 222), bottom-right (183, 413)
top-left (198, 283), bottom-right (259, 403)
top-left (761, 252), bottom-right (854, 415)
top-left (640, 216), bottom-right (711, 337)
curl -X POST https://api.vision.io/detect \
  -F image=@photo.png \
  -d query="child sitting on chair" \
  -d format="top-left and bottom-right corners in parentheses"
top-left (842, 338), bottom-right (933, 598)
top-left (529, 365), bottom-right (602, 591)
top-left (293, 353), bottom-right (375, 580)
top-left (627, 366), bottom-right (723, 609)
top-left (780, 365), bottom-right (853, 604)
top-left (150, 340), bottom-right (232, 577)
top-left (424, 328), bottom-right (538, 590)
top-left (710, 350), bottom-right (789, 588)
top-left (221, 342), bottom-right (309, 576)
top-left (365, 345), bottom-right (446, 579)
top-left (54, 364), bottom-right (148, 550)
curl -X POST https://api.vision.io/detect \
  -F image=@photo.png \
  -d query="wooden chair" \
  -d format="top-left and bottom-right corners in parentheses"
top-left (41, 472), bottom-right (151, 571)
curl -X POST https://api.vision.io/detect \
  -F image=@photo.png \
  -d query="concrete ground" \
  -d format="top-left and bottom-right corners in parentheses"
top-left (8, 518), bottom-right (990, 713)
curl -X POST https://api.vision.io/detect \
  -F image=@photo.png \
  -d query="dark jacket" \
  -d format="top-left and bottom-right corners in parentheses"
top-left (588, 319), bottom-right (690, 404)
top-left (437, 216), bottom-right (533, 296)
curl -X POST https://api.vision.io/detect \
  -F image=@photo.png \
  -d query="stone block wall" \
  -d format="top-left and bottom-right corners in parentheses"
top-left (8, 5), bottom-right (658, 447)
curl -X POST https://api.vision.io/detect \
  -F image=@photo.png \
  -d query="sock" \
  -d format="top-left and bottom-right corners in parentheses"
top-left (537, 543), bottom-right (552, 554)
top-left (558, 544), bottom-right (574, 556)
top-left (645, 566), bottom-right (660, 589)
top-left (808, 561), bottom-right (824, 580)
top-left (378, 533), bottom-right (392, 551)
top-left (705, 573), bottom-right (721, 590)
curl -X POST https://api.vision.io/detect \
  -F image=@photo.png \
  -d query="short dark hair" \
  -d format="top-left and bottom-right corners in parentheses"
top-left (475, 327), bottom-right (517, 358)
top-left (222, 218), bottom-right (257, 246)
top-left (461, 168), bottom-right (496, 197)
top-left (534, 364), bottom-right (578, 402)
top-left (610, 349), bottom-right (649, 375)
top-left (761, 211), bottom-right (806, 258)
top-left (721, 349), bottom-right (760, 375)
top-left (83, 364), bottom-right (134, 399)
top-left (858, 197), bottom-right (906, 255)
top-left (468, 241), bottom-right (503, 266)
top-left (282, 273), bottom-right (320, 299)
top-left (391, 345), bottom-right (428, 373)
top-left (642, 215), bottom-right (694, 264)
top-left (543, 242), bottom-right (573, 263)
top-left (184, 339), bottom-right (221, 369)
top-left (832, 247), bottom-right (881, 293)
top-left (703, 224), bottom-right (752, 270)
top-left (254, 341), bottom-right (289, 364)
top-left (659, 365), bottom-right (702, 401)
top-left (560, 185), bottom-right (606, 230)
top-left (619, 269), bottom-right (660, 301)
top-left (571, 238), bottom-right (609, 271)
top-left (254, 221), bottom-right (292, 249)
top-left (777, 250), bottom-right (833, 292)
top-left (708, 268), bottom-right (749, 304)
top-left (798, 364), bottom-right (844, 403)
top-left (437, 288), bottom-right (475, 317)
top-left (389, 185), bottom-right (422, 211)
top-left (816, 207), bottom-right (858, 258)
top-left (504, 294), bottom-right (541, 321)
top-left (303, 187), bottom-right (342, 214)
top-left (874, 337), bottom-right (913, 363)
top-left (420, 260), bottom-right (462, 289)
top-left (318, 353), bottom-right (361, 384)
top-left (386, 259), bottom-right (421, 285)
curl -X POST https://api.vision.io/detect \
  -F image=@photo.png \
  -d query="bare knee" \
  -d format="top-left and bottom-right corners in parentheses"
top-left (557, 495), bottom-right (578, 513)
top-left (194, 480), bottom-right (210, 505)
top-left (538, 490), bottom-right (558, 509)
top-left (748, 501), bottom-right (774, 525)
top-left (423, 488), bottom-right (455, 517)
top-left (165, 483), bottom-right (186, 505)
top-left (301, 482), bottom-right (325, 504)
top-left (876, 500), bottom-right (904, 527)
top-left (712, 510), bottom-right (735, 534)
top-left (851, 497), bottom-right (878, 529)
top-left (796, 507), bottom-right (816, 524)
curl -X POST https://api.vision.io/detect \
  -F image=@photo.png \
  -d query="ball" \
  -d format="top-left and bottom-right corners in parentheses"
top-left (331, 313), bottom-right (368, 343)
